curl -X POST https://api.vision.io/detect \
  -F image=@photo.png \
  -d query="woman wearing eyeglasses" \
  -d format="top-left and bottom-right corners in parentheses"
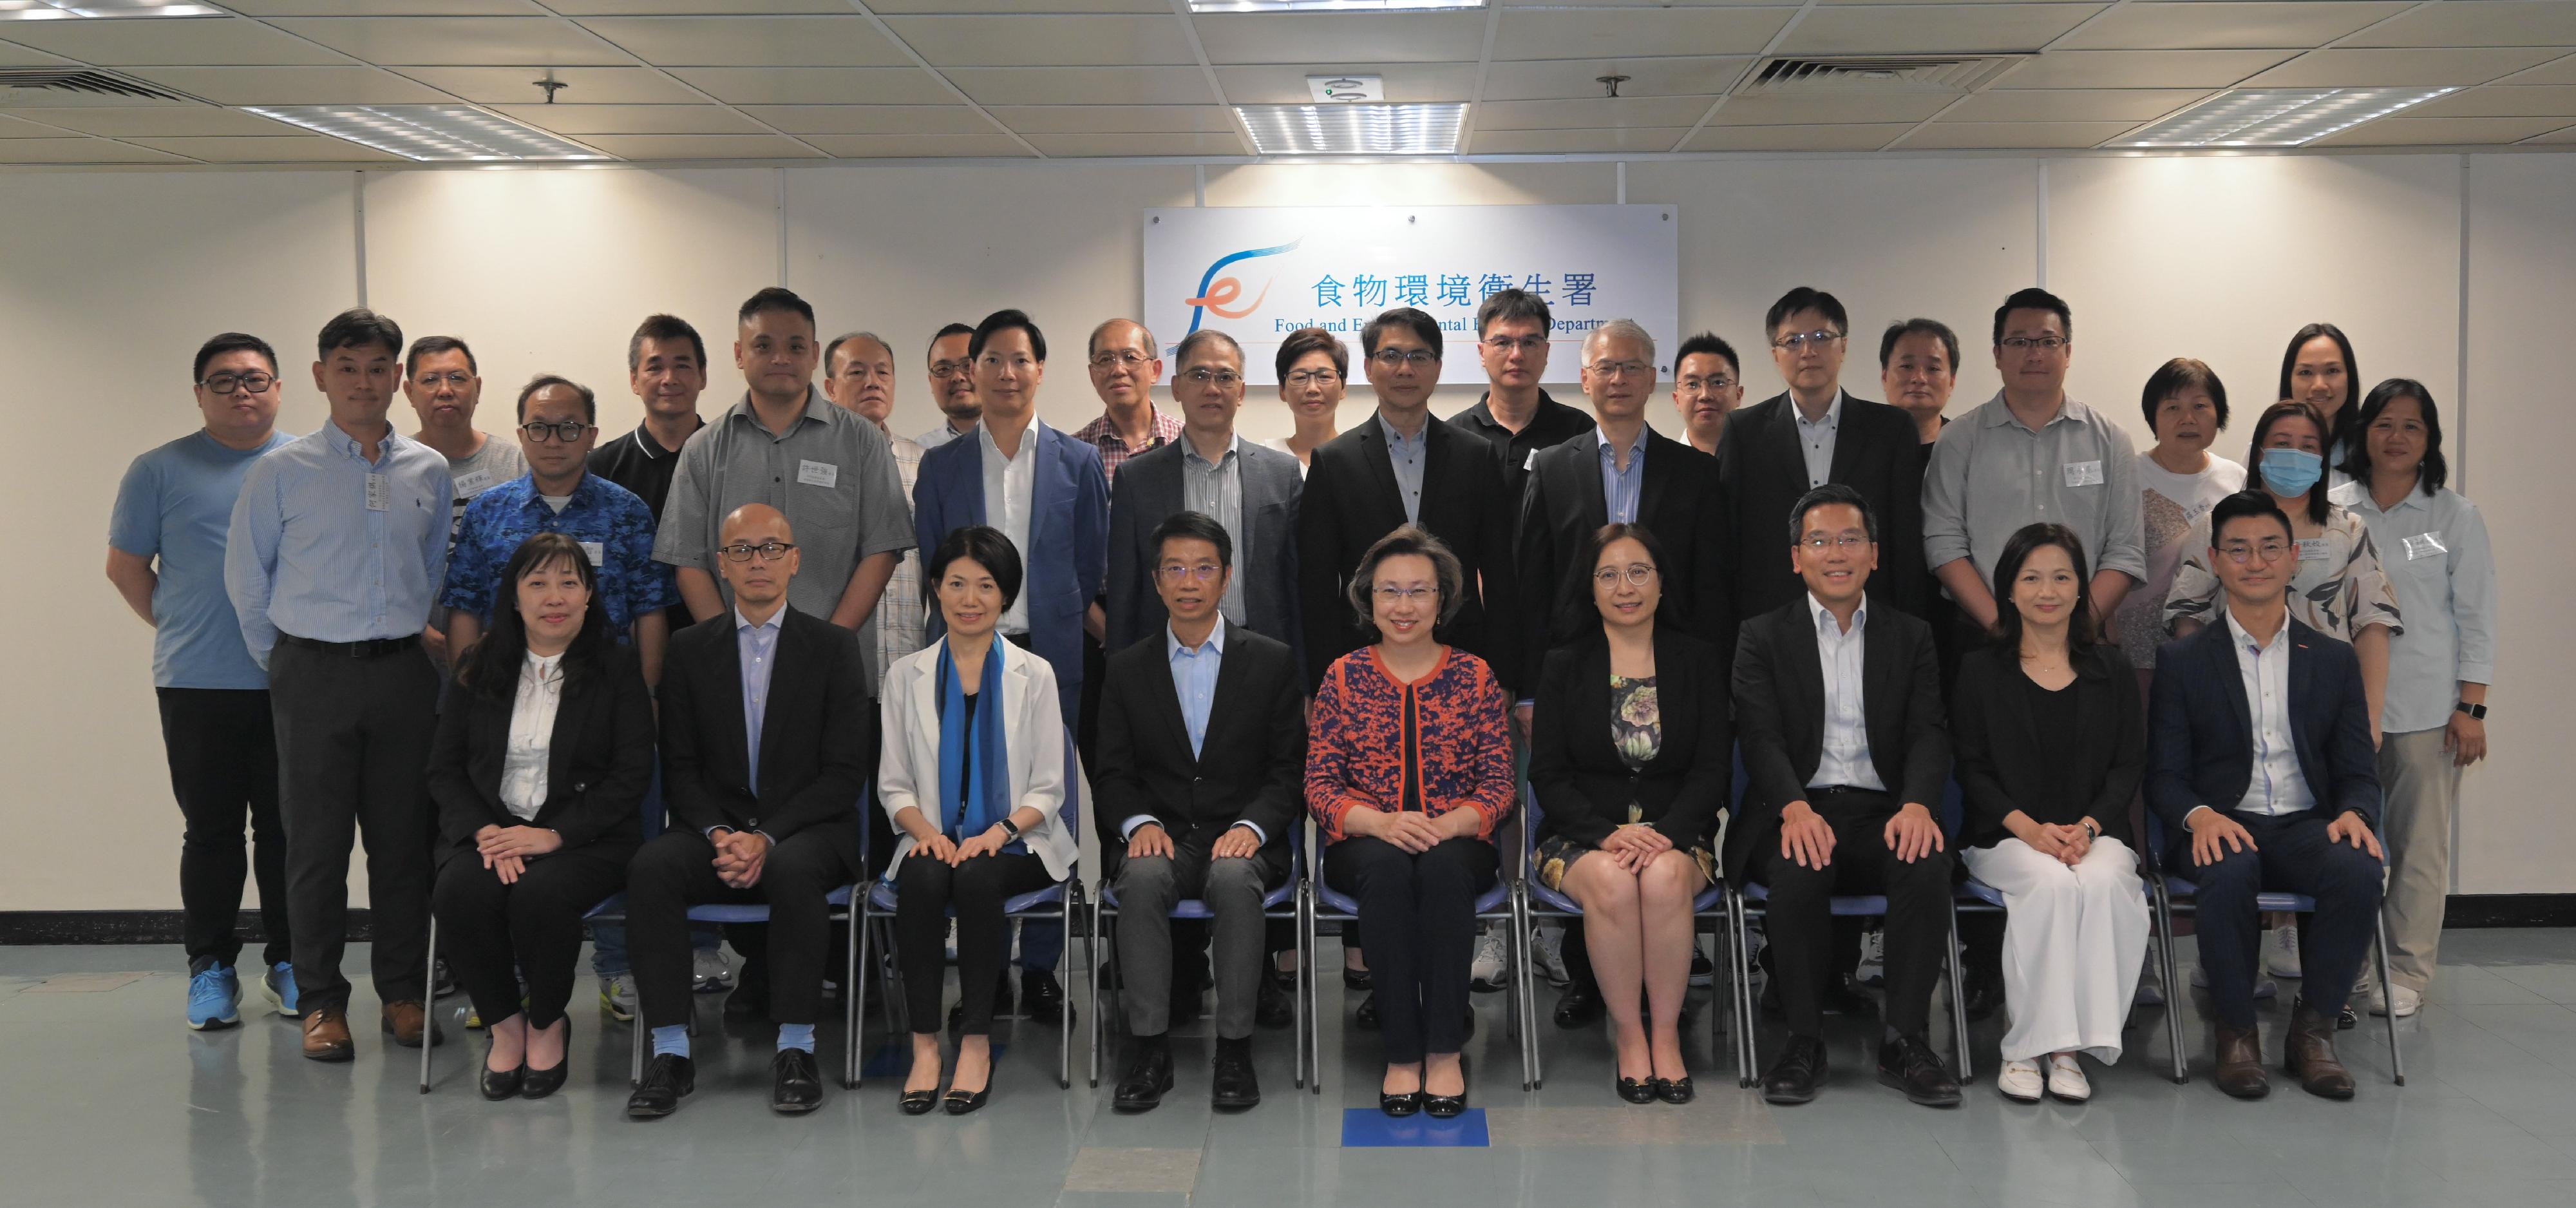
top-left (1307, 525), bottom-right (1514, 1118)
top-left (1530, 523), bottom-right (1728, 1104)
top-left (1264, 327), bottom-right (1345, 476)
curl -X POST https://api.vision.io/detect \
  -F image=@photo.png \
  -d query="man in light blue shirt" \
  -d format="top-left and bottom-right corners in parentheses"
top-left (224, 308), bottom-right (452, 1062)
top-left (107, 331), bottom-right (298, 1032)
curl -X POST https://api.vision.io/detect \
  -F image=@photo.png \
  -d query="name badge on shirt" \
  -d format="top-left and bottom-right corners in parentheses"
top-left (2402, 531), bottom-right (2447, 561)
top-left (365, 473), bottom-right (388, 512)
top-left (580, 540), bottom-right (605, 568)
top-left (2297, 537), bottom-right (2329, 562)
top-left (2062, 459), bottom-right (2104, 488)
top-left (453, 469), bottom-right (495, 497)
top-left (797, 459), bottom-right (838, 488)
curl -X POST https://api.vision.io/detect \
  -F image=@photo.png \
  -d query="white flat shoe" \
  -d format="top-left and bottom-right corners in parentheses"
top-left (2045, 1054), bottom-right (2091, 1103)
top-left (2372, 984), bottom-right (2422, 1018)
top-left (1997, 1059), bottom-right (2043, 1103)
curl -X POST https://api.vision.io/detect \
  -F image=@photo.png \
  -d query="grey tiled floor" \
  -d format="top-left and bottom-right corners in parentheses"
top-left (8, 931), bottom-right (2576, 1207)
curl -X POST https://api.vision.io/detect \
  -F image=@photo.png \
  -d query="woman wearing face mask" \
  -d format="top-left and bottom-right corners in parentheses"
top-left (1264, 327), bottom-right (1345, 475)
top-left (2278, 324), bottom-right (2362, 489)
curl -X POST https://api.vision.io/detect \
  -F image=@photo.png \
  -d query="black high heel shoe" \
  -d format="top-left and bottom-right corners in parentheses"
top-left (519, 1019), bottom-right (571, 1100)
top-left (899, 1088), bottom-right (938, 1115)
top-left (1379, 1090), bottom-right (1423, 1117)
top-left (1425, 1090), bottom-right (1466, 1118)
top-left (1653, 1075), bottom-right (1695, 1105)
top-left (480, 1042), bottom-right (524, 1101)
top-left (942, 1086), bottom-right (990, 1116)
top-left (1617, 1075), bottom-right (1658, 1104)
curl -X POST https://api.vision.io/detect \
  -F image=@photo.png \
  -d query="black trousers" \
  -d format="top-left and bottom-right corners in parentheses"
top-left (627, 825), bottom-right (857, 1030)
top-left (2170, 809), bottom-right (2384, 1029)
top-left (431, 841), bottom-right (632, 1029)
top-left (157, 687), bottom-right (289, 972)
top-left (1940, 608), bottom-right (2007, 982)
top-left (1758, 789), bottom-right (1953, 1039)
top-left (1325, 836), bottom-right (1499, 1064)
top-left (895, 850), bottom-right (1054, 1035)
top-left (269, 640), bottom-right (440, 1011)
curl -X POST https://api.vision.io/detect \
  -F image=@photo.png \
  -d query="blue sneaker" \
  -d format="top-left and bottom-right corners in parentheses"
top-left (260, 963), bottom-right (301, 1019)
top-left (188, 966), bottom-right (242, 1031)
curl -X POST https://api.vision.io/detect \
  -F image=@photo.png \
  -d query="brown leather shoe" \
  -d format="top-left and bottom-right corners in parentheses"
top-left (2286, 1007), bottom-right (2356, 1100)
top-left (381, 999), bottom-right (444, 1049)
top-left (2212, 1021), bottom-right (2268, 1099)
top-left (301, 1006), bottom-right (354, 1062)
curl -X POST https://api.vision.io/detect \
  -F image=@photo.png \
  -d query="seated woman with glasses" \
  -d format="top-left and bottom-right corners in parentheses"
top-left (1530, 523), bottom-right (1728, 1105)
top-left (879, 526), bottom-right (1078, 1117)
top-left (1307, 525), bottom-right (1514, 1119)
top-left (1265, 327), bottom-right (1345, 475)
top-left (428, 532), bottom-right (655, 1100)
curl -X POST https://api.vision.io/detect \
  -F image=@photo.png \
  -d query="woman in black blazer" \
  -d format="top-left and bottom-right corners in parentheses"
top-left (1953, 523), bottom-right (2150, 1106)
top-left (1530, 523), bottom-right (1730, 1106)
top-left (428, 533), bottom-right (654, 1100)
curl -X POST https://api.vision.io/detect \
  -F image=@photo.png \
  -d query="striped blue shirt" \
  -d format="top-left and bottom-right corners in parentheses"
top-left (225, 420), bottom-right (452, 668)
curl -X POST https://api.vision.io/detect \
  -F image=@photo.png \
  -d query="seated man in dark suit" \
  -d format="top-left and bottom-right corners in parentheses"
top-left (1730, 484), bottom-right (1957, 1108)
top-left (2148, 490), bottom-right (2385, 1100)
top-left (625, 503), bottom-right (872, 1119)
top-left (1097, 512), bottom-right (1307, 1113)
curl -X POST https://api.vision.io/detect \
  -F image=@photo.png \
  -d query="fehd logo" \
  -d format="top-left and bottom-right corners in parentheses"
top-left (1182, 238), bottom-right (1300, 335)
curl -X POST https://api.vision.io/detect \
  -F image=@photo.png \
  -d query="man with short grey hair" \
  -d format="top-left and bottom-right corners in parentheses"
top-left (822, 330), bottom-right (927, 676)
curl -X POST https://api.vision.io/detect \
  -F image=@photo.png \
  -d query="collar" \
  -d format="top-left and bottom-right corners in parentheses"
top-left (734, 606), bottom-right (785, 635)
top-left (978, 418), bottom-right (1040, 463)
top-left (1982, 389), bottom-right (2076, 432)
top-left (323, 419), bottom-right (401, 461)
top-left (2224, 604), bottom-right (2287, 653)
top-left (728, 387), bottom-right (831, 437)
top-left (2333, 479), bottom-right (2428, 517)
top-left (1074, 408), bottom-right (1174, 448)
top-left (1167, 621), bottom-right (1226, 661)
top-left (524, 649), bottom-right (566, 679)
top-left (1596, 423), bottom-right (1649, 468)
top-left (627, 417), bottom-right (702, 459)
top-left (1182, 431), bottom-right (1240, 468)
top-left (511, 472), bottom-right (600, 512)
top-left (1809, 591), bottom-right (1866, 637)
top-left (1791, 390), bottom-right (1844, 428)
top-left (1378, 411), bottom-right (1429, 446)
top-left (1463, 388), bottom-right (1566, 430)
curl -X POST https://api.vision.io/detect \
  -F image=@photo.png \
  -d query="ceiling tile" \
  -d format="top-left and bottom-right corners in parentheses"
top-left (2523, 121), bottom-right (2576, 142)
top-left (2, 106), bottom-right (303, 137)
top-left (393, 65), bottom-right (705, 104)
top-left (1193, 12), bottom-right (1485, 65)
top-left (2409, 84), bottom-right (2576, 120)
top-left (883, 14), bottom-right (1195, 68)
top-left (1492, 7), bottom-right (1790, 61)
top-left (741, 104), bottom-right (1000, 135)
top-left (1895, 119), bottom-right (2138, 148)
top-left (223, 0), bottom-right (546, 14)
top-left (484, 102), bottom-right (761, 134)
top-left (0, 17), bottom-right (348, 66)
top-left (1469, 126), bottom-right (1692, 153)
top-left (944, 66), bottom-right (1217, 106)
top-left (1701, 92), bottom-right (1955, 125)
top-left (578, 17), bottom-right (911, 67)
top-left (2308, 114), bottom-right (2576, 146)
top-left (985, 104), bottom-right (1237, 133)
top-left (126, 135), bottom-right (407, 161)
top-left (1998, 49), bottom-right (2297, 88)
top-left (1474, 95), bottom-right (1727, 130)
top-left (573, 132), bottom-right (824, 158)
top-left (0, 41), bottom-right (75, 68)
top-left (804, 132), bottom-right (1033, 157)
top-left (2056, 2), bottom-right (2410, 52)
top-left (543, 0), bottom-right (854, 12)
top-left (668, 66), bottom-right (947, 104)
top-left (1212, 62), bottom-right (1480, 104)
top-left (0, 136), bottom-right (188, 163)
top-left (0, 113), bottom-right (68, 137)
top-left (117, 66), bottom-right (457, 104)
top-left (1479, 56), bottom-right (1748, 101)
top-left (2497, 52), bottom-right (2576, 86)
top-left (1940, 87), bottom-right (2210, 121)
top-left (2244, 47), bottom-right (2569, 88)
top-left (270, 17), bottom-right (632, 67)
top-left (1783, 4), bottom-right (2107, 55)
top-left (1677, 122), bottom-right (1913, 151)
top-left (1023, 131), bottom-right (1243, 156)
top-left (2342, 1), bottom-right (2576, 50)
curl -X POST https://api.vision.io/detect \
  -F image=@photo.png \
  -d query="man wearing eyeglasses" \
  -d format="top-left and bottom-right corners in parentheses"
top-left (1074, 318), bottom-right (1183, 483)
top-left (1450, 288), bottom-right (1595, 512)
top-left (1670, 332), bottom-right (1743, 456)
top-left (403, 336), bottom-right (526, 669)
top-left (914, 323), bottom-right (980, 451)
top-left (109, 332), bottom-right (298, 1033)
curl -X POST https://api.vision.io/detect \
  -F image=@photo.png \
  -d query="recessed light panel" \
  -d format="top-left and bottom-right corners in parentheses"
top-left (2115, 88), bottom-right (2455, 148)
top-left (241, 105), bottom-right (613, 162)
top-left (1189, 1), bottom-right (1481, 11)
top-left (0, 0), bottom-right (223, 18)
top-left (1236, 103), bottom-right (1464, 155)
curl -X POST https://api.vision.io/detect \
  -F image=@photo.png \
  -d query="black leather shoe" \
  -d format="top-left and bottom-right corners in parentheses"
top-left (626, 1054), bottom-right (694, 1118)
top-left (1963, 966), bottom-right (2006, 1024)
top-left (1379, 1090), bottom-right (1421, 1117)
top-left (1354, 992), bottom-right (1379, 1031)
top-left (479, 1053), bottom-right (523, 1102)
top-left (1616, 1075), bottom-right (1657, 1104)
top-left (1553, 983), bottom-right (1605, 1029)
top-left (1022, 970), bottom-right (1067, 1026)
top-left (770, 1048), bottom-right (824, 1114)
top-left (1654, 1075), bottom-right (1695, 1105)
top-left (1877, 1033), bottom-right (1962, 1107)
top-left (1256, 973), bottom-right (1294, 1030)
top-left (1425, 1089), bottom-right (1466, 1118)
top-left (1343, 965), bottom-right (1372, 990)
top-left (898, 1089), bottom-right (937, 1115)
top-left (1212, 1037), bottom-right (1260, 1111)
top-left (1761, 1035), bottom-right (1828, 1105)
top-left (1113, 1037), bottom-right (1175, 1113)
top-left (943, 1086), bottom-right (990, 1116)
top-left (519, 1019), bottom-right (571, 1100)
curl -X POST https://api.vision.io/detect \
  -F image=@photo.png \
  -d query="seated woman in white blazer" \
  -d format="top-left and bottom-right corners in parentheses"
top-left (879, 524), bottom-right (1077, 1118)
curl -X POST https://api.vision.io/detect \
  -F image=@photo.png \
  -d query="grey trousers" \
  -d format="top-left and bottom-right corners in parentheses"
top-left (2380, 726), bottom-right (2459, 992)
top-left (1113, 830), bottom-right (1290, 1039)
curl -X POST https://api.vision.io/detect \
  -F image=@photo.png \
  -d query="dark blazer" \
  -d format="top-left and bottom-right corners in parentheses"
top-left (428, 644), bottom-right (656, 854)
top-left (1092, 622), bottom-right (1307, 862)
top-left (1952, 642), bottom-right (2145, 850)
top-left (912, 420), bottom-right (1110, 722)
top-left (1104, 436), bottom-right (1303, 660)
top-left (1515, 427), bottom-right (1728, 684)
top-left (1726, 596), bottom-right (1949, 883)
top-left (2145, 616), bottom-right (2382, 836)
top-left (1295, 412), bottom-right (1522, 693)
top-left (1713, 390), bottom-right (1927, 629)
top-left (1531, 628), bottom-right (1732, 850)
top-left (659, 605), bottom-right (871, 854)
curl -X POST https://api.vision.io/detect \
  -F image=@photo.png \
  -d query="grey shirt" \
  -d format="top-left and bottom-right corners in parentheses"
top-left (1379, 412), bottom-right (1428, 524)
top-left (440, 434), bottom-right (527, 548)
top-left (652, 387), bottom-right (915, 689)
top-left (1181, 432), bottom-right (1248, 625)
top-left (1792, 390), bottom-right (1845, 490)
top-left (1922, 391), bottom-right (2146, 591)
top-left (2331, 481), bottom-right (2497, 733)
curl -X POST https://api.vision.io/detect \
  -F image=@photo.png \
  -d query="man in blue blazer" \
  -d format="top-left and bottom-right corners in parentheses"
top-left (2147, 490), bottom-right (2385, 1102)
top-left (910, 308), bottom-right (1109, 1022)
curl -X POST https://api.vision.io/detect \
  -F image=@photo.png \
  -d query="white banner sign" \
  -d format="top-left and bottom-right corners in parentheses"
top-left (1142, 204), bottom-right (1678, 386)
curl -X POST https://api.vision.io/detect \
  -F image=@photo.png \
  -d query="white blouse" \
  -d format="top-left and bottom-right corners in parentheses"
top-left (499, 651), bottom-right (566, 821)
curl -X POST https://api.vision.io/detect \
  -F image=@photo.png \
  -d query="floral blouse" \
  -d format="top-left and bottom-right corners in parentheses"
top-left (2163, 502), bottom-right (2403, 642)
top-left (1305, 646), bottom-right (1514, 844)
top-left (1611, 675), bottom-right (1662, 771)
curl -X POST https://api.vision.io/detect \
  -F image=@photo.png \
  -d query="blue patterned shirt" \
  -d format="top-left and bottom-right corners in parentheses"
top-left (439, 472), bottom-right (677, 633)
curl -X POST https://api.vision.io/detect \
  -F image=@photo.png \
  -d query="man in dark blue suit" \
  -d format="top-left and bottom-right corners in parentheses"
top-left (2147, 491), bottom-right (2385, 1101)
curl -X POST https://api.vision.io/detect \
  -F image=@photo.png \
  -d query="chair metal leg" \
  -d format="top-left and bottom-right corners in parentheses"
top-left (1058, 888), bottom-right (1079, 1091)
top-left (418, 916), bottom-right (438, 1095)
top-left (2376, 906), bottom-right (2405, 1086)
top-left (842, 904), bottom-right (862, 1089)
top-left (1512, 887), bottom-right (1538, 1091)
top-left (1945, 901), bottom-right (1973, 1082)
top-left (2150, 877), bottom-right (2186, 1084)
top-left (1088, 887), bottom-right (1106, 1089)
top-left (1291, 896), bottom-right (1308, 1091)
top-left (1730, 892), bottom-right (1757, 1088)
top-left (1303, 885), bottom-right (1323, 1095)
top-left (852, 899), bottom-right (874, 1089)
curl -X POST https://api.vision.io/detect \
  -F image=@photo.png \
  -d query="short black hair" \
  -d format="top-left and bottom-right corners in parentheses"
top-left (1989, 523), bottom-right (2097, 655)
top-left (2343, 378), bottom-right (2447, 495)
top-left (926, 524), bottom-right (1025, 615)
top-left (1877, 318), bottom-right (1959, 372)
top-left (1788, 483), bottom-right (1877, 546)
top-left (969, 309), bottom-right (1046, 363)
top-left (404, 335), bottom-right (477, 379)
top-left (1361, 307), bottom-right (1442, 360)
top-left (1150, 510), bottom-right (1232, 571)
top-left (1474, 287), bottom-right (1551, 338)
top-left (2210, 489), bottom-right (2292, 548)
top-left (2247, 400), bottom-right (2333, 524)
top-left (317, 308), bottom-right (402, 362)
top-left (928, 322), bottom-right (975, 362)
top-left (1172, 328), bottom-right (1241, 369)
top-left (737, 286), bottom-right (815, 331)
top-left (627, 313), bottom-right (706, 374)
top-left (2141, 357), bottom-right (2230, 434)
top-left (516, 373), bottom-right (597, 423)
top-left (1764, 287), bottom-right (1847, 340)
top-left (822, 331), bottom-right (890, 376)
top-left (1992, 287), bottom-right (2072, 347)
top-left (2278, 322), bottom-right (2360, 454)
top-left (1672, 331), bottom-right (1739, 378)
top-left (1347, 524), bottom-right (1466, 635)
top-left (1275, 327), bottom-right (1348, 379)
top-left (193, 332), bottom-right (277, 383)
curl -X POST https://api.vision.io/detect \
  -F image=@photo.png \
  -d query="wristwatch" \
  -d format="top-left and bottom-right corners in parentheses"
top-left (2081, 818), bottom-right (2102, 838)
top-left (997, 817), bottom-right (1023, 839)
top-left (2456, 700), bottom-right (2488, 720)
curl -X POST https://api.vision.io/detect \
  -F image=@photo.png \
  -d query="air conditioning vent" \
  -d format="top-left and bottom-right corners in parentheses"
top-left (1738, 55), bottom-right (2030, 96)
top-left (0, 68), bottom-right (196, 105)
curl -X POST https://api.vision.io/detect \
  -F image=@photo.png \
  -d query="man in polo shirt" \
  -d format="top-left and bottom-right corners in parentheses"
top-left (404, 335), bottom-right (524, 669)
top-left (1448, 288), bottom-right (1594, 510)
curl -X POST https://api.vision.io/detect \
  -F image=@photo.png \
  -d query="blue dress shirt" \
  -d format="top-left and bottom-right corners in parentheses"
top-left (224, 421), bottom-right (451, 668)
top-left (1117, 623), bottom-right (1263, 843)
top-left (1597, 425), bottom-right (1648, 524)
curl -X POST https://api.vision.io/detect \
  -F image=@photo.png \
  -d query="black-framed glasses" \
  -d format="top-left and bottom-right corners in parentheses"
top-left (1677, 374), bottom-right (1736, 392)
top-left (1155, 562), bottom-right (1224, 583)
top-left (1772, 329), bottom-right (1845, 352)
top-left (199, 371), bottom-right (276, 395)
top-left (1182, 368), bottom-right (1242, 388)
top-left (2218, 539), bottom-right (2289, 564)
top-left (1482, 334), bottom-right (1546, 353)
top-left (929, 360), bottom-right (970, 379)
top-left (1371, 348), bottom-right (1439, 369)
top-left (1999, 336), bottom-right (2070, 352)
top-left (1592, 563), bottom-right (1657, 588)
top-left (1284, 369), bottom-right (1341, 387)
top-left (717, 541), bottom-right (797, 562)
top-left (519, 419), bottom-right (592, 443)
top-left (412, 370), bottom-right (474, 388)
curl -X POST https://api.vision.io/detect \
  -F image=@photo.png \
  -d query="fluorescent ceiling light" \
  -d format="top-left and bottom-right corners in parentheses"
top-left (2115, 88), bottom-right (2456, 148)
top-left (1189, 1), bottom-right (1482, 12)
top-left (241, 104), bottom-right (612, 162)
top-left (0, 0), bottom-right (223, 18)
top-left (1237, 103), bottom-right (1464, 155)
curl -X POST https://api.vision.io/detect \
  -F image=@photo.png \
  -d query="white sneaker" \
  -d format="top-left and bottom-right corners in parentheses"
top-left (1855, 928), bottom-right (1887, 987)
top-left (2188, 964), bottom-right (2279, 999)
top-left (2372, 984), bottom-right (2423, 1018)
top-left (1997, 1058), bottom-right (2043, 1103)
top-left (2045, 1053), bottom-right (2092, 1103)
top-left (2264, 923), bottom-right (2304, 979)
top-left (1470, 929), bottom-right (1511, 993)
top-left (598, 973), bottom-right (636, 1022)
top-left (1530, 925), bottom-right (1571, 988)
top-left (692, 948), bottom-right (734, 993)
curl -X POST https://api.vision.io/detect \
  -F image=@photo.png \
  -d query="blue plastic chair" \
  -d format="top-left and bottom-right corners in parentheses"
top-left (1517, 783), bottom-right (1738, 1089)
top-left (1086, 825), bottom-right (1305, 1089)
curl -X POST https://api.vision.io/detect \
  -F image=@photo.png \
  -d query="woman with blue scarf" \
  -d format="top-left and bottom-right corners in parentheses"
top-left (880, 526), bottom-right (1077, 1116)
